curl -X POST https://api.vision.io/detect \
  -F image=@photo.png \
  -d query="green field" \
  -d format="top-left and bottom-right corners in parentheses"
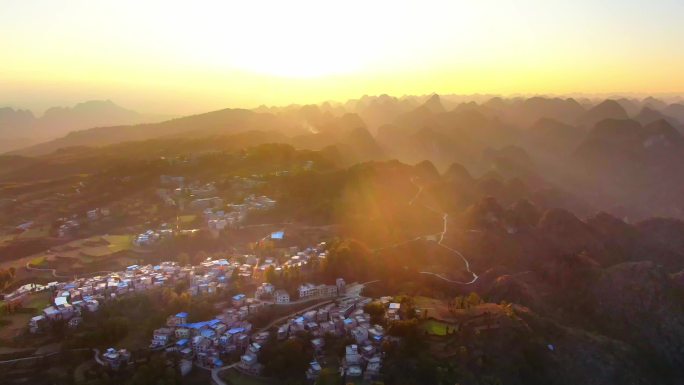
top-left (30, 256), bottom-right (46, 267)
top-left (178, 215), bottom-right (197, 224)
top-left (421, 319), bottom-right (452, 336)
top-left (16, 226), bottom-right (50, 240)
top-left (52, 234), bottom-right (133, 261)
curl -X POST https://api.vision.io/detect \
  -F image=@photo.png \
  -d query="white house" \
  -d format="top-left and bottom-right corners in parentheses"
top-left (274, 290), bottom-right (290, 304)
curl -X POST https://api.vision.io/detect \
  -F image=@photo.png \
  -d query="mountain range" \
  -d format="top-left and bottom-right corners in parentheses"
top-left (4, 94), bottom-right (684, 221)
top-left (0, 100), bottom-right (168, 153)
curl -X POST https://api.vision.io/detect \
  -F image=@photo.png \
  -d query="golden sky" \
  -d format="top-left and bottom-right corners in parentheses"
top-left (1, 0), bottom-right (683, 114)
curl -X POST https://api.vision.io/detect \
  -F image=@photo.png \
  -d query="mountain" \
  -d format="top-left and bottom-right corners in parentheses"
top-left (577, 100), bottom-right (629, 128)
top-left (523, 118), bottom-right (585, 158)
top-left (421, 94), bottom-right (446, 114)
top-left (12, 108), bottom-right (306, 156)
top-left (291, 113), bottom-right (385, 163)
top-left (663, 103), bottom-right (684, 124)
top-left (33, 100), bottom-right (143, 137)
top-left (0, 107), bottom-right (35, 136)
top-left (377, 103), bottom-right (519, 171)
top-left (642, 96), bottom-right (668, 110)
top-left (0, 108), bottom-right (39, 152)
top-left (614, 98), bottom-right (641, 116)
top-left (634, 106), bottom-right (680, 127)
top-left (0, 100), bottom-right (157, 153)
top-left (349, 94), bottom-right (418, 133)
top-left (569, 118), bottom-right (684, 219)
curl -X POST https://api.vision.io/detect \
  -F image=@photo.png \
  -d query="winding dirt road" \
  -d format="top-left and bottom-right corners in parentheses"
top-left (377, 177), bottom-right (479, 285)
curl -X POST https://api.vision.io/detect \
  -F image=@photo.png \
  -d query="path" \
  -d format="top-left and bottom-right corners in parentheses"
top-left (25, 261), bottom-right (69, 278)
top-left (93, 348), bottom-right (105, 366)
top-left (376, 177), bottom-right (479, 285)
top-left (25, 261), bottom-right (112, 280)
top-left (0, 348), bottom-right (89, 365)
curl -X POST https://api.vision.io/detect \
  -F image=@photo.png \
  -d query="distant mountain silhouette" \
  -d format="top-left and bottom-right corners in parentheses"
top-left (663, 103), bottom-right (684, 125)
top-left (421, 94), bottom-right (446, 114)
top-left (615, 98), bottom-right (642, 116)
top-left (578, 100), bottom-right (629, 128)
top-left (0, 107), bottom-right (35, 136)
top-left (634, 106), bottom-right (680, 127)
top-left (524, 118), bottom-right (584, 157)
top-left (642, 96), bottom-right (667, 111)
top-left (12, 108), bottom-right (305, 156)
top-left (571, 118), bottom-right (684, 218)
top-left (0, 100), bottom-right (156, 153)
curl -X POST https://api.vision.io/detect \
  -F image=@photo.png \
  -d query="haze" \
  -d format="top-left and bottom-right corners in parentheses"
top-left (2, 0), bottom-right (684, 115)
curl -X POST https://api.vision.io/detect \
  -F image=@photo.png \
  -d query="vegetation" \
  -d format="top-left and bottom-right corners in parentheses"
top-left (0, 266), bottom-right (17, 290)
top-left (260, 336), bottom-right (312, 383)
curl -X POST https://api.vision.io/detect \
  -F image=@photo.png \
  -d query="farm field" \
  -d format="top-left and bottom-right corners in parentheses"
top-left (0, 291), bottom-right (51, 341)
top-left (421, 319), bottom-right (451, 336)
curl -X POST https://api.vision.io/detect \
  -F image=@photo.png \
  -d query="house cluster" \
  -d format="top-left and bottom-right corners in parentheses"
top-left (190, 196), bottom-right (224, 211)
top-left (100, 347), bottom-right (131, 370)
top-left (27, 260), bottom-right (233, 333)
top-left (152, 303), bottom-right (265, 372)
top-left (30, 282), bottom-right (101, 333)
top-left (279, 243), bottom-right (329, 271)
top-left (86, 207), bottom-right (110, 221)
top-left (133, 228), bottom-right (173, 246)
top-left (187, 259), bottom-right (249, 295)
top-left (57, 217), bottom-right (80, 238)
top-left (203, 194), bottom-right (278, 233)
top-left (297, 278), bottom-right (346, 300)
top-left (229, 176), bottom-right (265, 193)
top-left (254, 282), bottom-right (290, 304)
top-left (270, 296), bottom-right (385, 382)
top-left (157, 177), bottom-right (222, 211)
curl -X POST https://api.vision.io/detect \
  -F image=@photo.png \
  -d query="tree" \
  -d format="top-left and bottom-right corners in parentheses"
top-left (315, 368), bottom-right (341, 385)
top-left (364, 301), bottom-right (386, 325)
top-left (264, 265), bottom-right (276, 284)
top-left (261, 338), bottom-right (311, 379)
top-left (177, 252), bottom-right (190, 266)
top-left (466, 292), bottom-right (482, 308)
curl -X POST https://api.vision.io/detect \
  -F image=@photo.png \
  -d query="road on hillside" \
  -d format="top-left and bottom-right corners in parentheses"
top-left (374, 177), bottom-right (479, 285)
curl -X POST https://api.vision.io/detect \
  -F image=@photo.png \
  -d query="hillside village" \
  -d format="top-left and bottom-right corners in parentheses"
top-left (15, 240), bottom-right (400, 383)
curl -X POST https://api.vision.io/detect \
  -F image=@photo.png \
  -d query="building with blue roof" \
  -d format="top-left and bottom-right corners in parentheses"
top-left (270, 231), bottom-right (284, 240)
top-left (232, 293), bottom-right (246, 307)
top-left (178, 319), bottom-right (220, 330)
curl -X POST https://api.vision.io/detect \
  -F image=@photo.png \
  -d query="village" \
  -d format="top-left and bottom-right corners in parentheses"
top-left (4, 168), bottom-right (516, 385)
top-left (15, 231), bottom-right (404, 384)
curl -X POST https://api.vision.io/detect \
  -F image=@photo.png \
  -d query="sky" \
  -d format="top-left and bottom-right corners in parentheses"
top-left (1, 0), bottom-right (683, 115)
